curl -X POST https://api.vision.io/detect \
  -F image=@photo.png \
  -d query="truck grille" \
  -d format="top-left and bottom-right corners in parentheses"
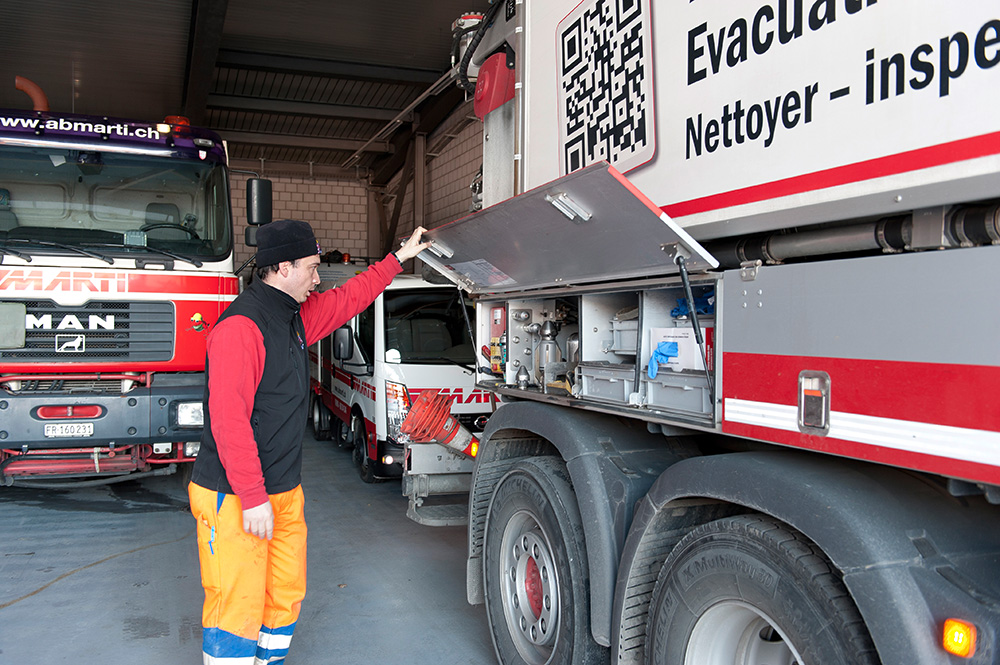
top-left (1, 299), bottom-right (174, 363)
top-left (2, 378), bottom-right (136, 395)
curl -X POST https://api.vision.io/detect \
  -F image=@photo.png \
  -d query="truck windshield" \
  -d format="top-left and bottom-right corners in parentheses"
top-left (384, 288), bottom-right (475, 364)
top-left (0, 145), bottom-right (231, 262)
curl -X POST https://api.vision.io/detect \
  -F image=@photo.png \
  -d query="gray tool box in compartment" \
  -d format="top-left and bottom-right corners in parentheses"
top-left (575, 362), bottom-right (637, 404)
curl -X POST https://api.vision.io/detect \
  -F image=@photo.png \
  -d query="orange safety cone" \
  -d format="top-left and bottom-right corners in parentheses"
top-left (400, 389), bottom-right (479, 458)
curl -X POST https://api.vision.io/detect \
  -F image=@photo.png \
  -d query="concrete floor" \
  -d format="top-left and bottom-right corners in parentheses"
top-left (0, 430), bottom-right (494, 664)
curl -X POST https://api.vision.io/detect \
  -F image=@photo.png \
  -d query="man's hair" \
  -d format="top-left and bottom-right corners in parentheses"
top-left (254, 263), bottom-right (280, 281)
top-left (254, 257), bottom-right (304, 281)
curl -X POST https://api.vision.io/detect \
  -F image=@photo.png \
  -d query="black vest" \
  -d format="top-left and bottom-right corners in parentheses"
top-left (191, 278), bottom-right (310, 496)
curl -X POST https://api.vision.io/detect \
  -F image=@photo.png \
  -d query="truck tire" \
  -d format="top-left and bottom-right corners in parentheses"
top-left (350, 415), bottom-right (378, 484)
top-left (176, 460), bottom-right (194, 492)
top-left (311, 397), bottom-right (331, 440)
top-left (646, 514), bottom-right (879, 665)
top-left (483, 457), bottom-right (607, 665)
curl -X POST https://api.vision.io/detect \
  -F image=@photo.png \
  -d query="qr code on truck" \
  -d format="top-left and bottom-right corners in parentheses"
top-left (558, 0), bottom-right (654, 176)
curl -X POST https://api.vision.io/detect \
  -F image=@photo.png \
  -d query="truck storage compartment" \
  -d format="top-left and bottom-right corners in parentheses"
top-left (581, 292), bottom-right (639, 362)
top-left (415, 161), bottom-right (720, 425)
top-left (499, 296), bottom-right (580, 392)
top-left (610, 316), bottom-right (638, 354)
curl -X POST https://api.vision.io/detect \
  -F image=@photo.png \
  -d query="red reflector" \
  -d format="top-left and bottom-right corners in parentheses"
top-left (37, 405), bottom-right (101, 419)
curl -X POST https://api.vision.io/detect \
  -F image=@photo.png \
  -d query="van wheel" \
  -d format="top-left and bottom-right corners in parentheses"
top-left (336, 419), bottom-right (352, 448)
top-left (646, 514), bottom-right (879, 665)
top-left (311, 397), bottom-right (331, 440)
top-left (350, 415), bottom-right (378, 484)
top-left (483, 457), bottom-right (606, 665)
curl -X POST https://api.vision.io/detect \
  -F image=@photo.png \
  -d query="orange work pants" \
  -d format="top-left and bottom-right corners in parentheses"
top-left (189, 483), bottom-right (307, 665)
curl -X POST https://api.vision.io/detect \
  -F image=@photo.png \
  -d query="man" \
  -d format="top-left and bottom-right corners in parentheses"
top-left (189, 219), bottom-right (430, 664)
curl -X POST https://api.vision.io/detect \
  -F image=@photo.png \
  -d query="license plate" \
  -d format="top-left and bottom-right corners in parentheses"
top-left (43, 422), bottom-right (95, 438)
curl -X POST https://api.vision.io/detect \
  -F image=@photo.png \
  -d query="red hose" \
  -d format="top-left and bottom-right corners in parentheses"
top-left (15, 76), bottom-right (49, 111)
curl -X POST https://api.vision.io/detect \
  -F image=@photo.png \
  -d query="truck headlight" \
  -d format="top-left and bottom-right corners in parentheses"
top-left (177, 401), bottom-right (204, 427)
top-left (385, 381), bottom-right (412, 443)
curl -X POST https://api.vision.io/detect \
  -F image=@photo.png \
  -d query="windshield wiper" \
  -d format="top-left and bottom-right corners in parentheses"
top-left (0, 245), bottom-right (32, 261)
top-left (122, 244), bottom-right (203, 268)
top-left (419, 357), bottom-right (476, 372)
top-left (5, 238), bottom-right (113, 264)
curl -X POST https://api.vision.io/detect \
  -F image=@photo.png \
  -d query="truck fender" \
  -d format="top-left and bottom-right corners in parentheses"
top-left (612, 451), bottom-right (1000, 664)
top-left (469, 400), bottom-right (691, 646)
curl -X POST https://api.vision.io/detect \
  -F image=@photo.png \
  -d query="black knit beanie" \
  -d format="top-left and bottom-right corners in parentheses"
top-left (255, 219), bottom-right (321, 266)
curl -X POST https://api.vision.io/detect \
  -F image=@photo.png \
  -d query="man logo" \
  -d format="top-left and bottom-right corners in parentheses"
top-left (56, 334), bottom-right (85, 353)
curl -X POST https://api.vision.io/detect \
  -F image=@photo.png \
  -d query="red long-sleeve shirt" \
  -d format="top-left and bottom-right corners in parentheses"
top-left (204, 256), bottom-right (401, 508)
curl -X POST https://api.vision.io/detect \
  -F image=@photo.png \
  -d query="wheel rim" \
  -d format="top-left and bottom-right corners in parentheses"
top-left (685, 602), bottom-right (802, 665)
top-left (498, 509), bottom-right (559, 665)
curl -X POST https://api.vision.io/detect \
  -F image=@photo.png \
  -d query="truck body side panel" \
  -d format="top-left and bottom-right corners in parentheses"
top-left (721, 244), bottom-right (1000, 485)
top-left (519, 0), bottom-right (1000, 238)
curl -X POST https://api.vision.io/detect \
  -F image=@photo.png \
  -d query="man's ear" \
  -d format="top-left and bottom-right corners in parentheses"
top-left (278, 260), bottom-right (293, 276)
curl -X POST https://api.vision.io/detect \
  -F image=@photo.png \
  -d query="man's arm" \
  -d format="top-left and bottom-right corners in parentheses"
top-left (301, 228), bottom-right (432, 344)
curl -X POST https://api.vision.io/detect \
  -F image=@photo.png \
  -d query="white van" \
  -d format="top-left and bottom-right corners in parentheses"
top-left (308, 273), bottom-right (493, 525)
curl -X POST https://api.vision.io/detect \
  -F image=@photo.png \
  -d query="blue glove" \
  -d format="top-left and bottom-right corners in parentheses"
top-left (648, 341), bottom-right (679, 379)
top-left (671, 290), bottom-right (715, 317)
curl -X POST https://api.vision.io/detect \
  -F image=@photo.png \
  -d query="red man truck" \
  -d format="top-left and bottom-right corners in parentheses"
top-left (414, 2), bottom-right (1000, 664)
top-left (0, 99), bottom-right (241, 486)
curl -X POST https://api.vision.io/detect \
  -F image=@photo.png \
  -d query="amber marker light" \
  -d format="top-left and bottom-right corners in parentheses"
top-left (943, 618), bottom-right (977, 658)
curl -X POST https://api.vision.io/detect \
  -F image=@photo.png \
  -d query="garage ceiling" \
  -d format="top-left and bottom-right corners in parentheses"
top-left (0, 0), bottom-right (488, 184)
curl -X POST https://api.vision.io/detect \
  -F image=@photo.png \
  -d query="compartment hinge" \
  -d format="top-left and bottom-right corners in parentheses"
top-left (739, 260), bottom-right (762, 282)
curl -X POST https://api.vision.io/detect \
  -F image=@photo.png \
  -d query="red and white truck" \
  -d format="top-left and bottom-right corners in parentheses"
top-left (0, 96), bottom-right (244, 486)
top-left (416, 2), bottom-right (1000, 664)
top-left (309, 271), bottom-right (494, 525)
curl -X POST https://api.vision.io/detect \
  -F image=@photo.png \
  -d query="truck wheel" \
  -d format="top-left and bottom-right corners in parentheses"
top-left (311, 397), bottom-right (331, 440)
top-left (483, 457), bottom-right (606, 665)
top-left (646, 514), bottom-right (878, 665)
top-left (336, 419), bottom-right (352, 448)
top-left (350, 415), bottom-right (377, 484)
top-left (176, 460), bottom-right (194, 491)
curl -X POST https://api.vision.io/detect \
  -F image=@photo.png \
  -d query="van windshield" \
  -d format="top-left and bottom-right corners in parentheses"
top-left (0, 145), bottom-right (231, 263)
top-left (384, 288), bottom-right (475, 364)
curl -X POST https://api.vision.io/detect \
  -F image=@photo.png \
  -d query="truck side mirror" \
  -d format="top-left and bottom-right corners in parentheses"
top-left (333, 325), bottom-right (354, 360)
top-left (246, 178), bottom-right (272, 237)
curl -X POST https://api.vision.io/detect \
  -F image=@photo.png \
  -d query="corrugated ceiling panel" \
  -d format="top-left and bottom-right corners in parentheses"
top-left (0, 0), bottom-right (190, 120)
top-left (223, 0), bottom-right (480, 71)
top-left (214, 66), bottom-right (420, 111)
top-left (207, 109), bottom-right (384, 140)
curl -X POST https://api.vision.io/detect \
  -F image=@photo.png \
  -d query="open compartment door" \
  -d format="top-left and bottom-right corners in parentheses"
top-left (417, 162), bottom-right (718, 294)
